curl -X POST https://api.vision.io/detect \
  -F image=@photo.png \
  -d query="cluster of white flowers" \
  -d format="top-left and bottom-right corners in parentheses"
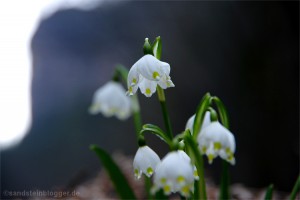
top-left (89, 39), bottom-right (237, 198)
top-left (126, 54), bottom-right (174, 97)
top-left (89, 54), bottom-right (174, 119)
top-left (185, 111), bottom-right (236, 165)
top-left (133, 146), bottom-right (198, 197)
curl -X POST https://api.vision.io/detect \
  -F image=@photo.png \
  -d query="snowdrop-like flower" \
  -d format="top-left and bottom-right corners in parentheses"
top-left (126, 54), bottom-right (174, 97)
top-left (152, 150), bottom-right (196, 197)
top-left (198, 121), bottom-right (236, 165)
top-left (185, 111), bottom-right (211, 134)
top-left (133, 146), bottom-right (160, 179)
top-left (89, 81), bottom-right (132, 120)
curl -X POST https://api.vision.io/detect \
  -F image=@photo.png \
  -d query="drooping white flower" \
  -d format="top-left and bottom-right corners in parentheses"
top-left (152, 150), bottom-right (196, 197)
top-left (185, 111), bottom-right (211, 134)
top-left (133, 146), bottom-right (160, 179)
top-left (198, 121), bottom-right (236, 165)
top-left (126, 54), bottom-right (174, 97)
top-left (89, 81), bottom-right (132, 120)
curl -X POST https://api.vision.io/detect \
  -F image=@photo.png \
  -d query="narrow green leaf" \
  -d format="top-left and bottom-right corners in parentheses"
top-left (212, 96), bottom-right (229, 128)
top-left (184, 134), bottom-right (207, 200)
top-left (264, 184), bottom-right (274, 200)
top-left (212, 96), bottom-right (232, 200)
top-left (152, 36), bottom-right (162, 60)
top-left (90, 145), bottom-right (136, 200)
top-left (141, 124), bottom-right (172, 146)
top-left (289, 175), bottom-right (300, 200)
top-left (193, 92), bottom-right (212, 139)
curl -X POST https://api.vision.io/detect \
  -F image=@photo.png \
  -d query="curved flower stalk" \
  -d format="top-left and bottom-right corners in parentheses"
top-left (89, 81), bottom-right (132, 120)
top-left (198, 121), bottom-right (236, 165)
top-left (152, 150), bottom-right (197, 197)
top-left (126, 54), bottom-right (174, 97)
top-left (133, 145), bottom-right (160, 179)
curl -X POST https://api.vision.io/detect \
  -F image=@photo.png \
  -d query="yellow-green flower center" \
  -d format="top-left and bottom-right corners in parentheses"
top-left (147, 167), bottom-right (153, 175)
top-left (152, 71), bottom-right (160, 79)
top-left (181, 185), bottom-right (190, 196)
top-left (132, 78), bottom-right (137, 84)
top-left (214, 142), bottom-right (222, 150)
top-left (177, 175), bottom-right (185, 183)
top-left (145, 88), bottom-right (151, 95)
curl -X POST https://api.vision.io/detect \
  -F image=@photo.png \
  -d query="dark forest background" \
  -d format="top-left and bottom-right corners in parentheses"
top-left (1, 0), bottom-right (299, 195)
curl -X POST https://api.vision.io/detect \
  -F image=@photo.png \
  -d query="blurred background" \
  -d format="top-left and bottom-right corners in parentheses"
top-left (1, 0), bottom-right (299, 196)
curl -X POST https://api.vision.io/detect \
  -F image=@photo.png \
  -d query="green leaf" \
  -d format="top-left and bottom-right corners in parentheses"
top-left (184, 134), bottom-right (207, 200)
top-left (140, 124), bottom-right (172, 146)
top-left (289, 175), bottom-right (300, 200)
top-left (152, 36), bottom-right (162, 60)
top-left (212, 96), bottom-right (230, 128)
top-left (212, 97), bottom-right (231, 200)
top-left (264, 184), bottom-right (274, 200)
top-left (193, 92), bottom-right (212, 139)
top-left (90, 145), bottom-right (136, 200)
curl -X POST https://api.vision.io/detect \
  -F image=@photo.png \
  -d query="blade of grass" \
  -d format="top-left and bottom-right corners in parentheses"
top-left (264, 184), bottom-right (274, 200)
top-left (289, 175), bottom-right (300, 200)
top-left (90, 145), bottom-right (136, 200)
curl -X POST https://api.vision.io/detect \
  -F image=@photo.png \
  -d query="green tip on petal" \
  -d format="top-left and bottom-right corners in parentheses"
top-left (147, 167), bottom-right (154, 176)
top-left (208, 154), bottom-right (214, 164)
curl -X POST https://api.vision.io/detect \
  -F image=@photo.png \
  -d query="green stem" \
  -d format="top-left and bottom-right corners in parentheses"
top-left (185, 135), bottom-right (207, 200)
top-left (220, 160), bottom-right (230, 199)
top-left (157, 86), bottom-right (173, 141)
top-left (145, 176), bottom-right (152, 199)
top-left (198, 154), bottom-right (207, 200)
top-left (132, 95), bottom-right (142, 137)
top-left (289, 175), bottom-right (300, 200)
top-left (213, 97), bottom-right (231, 200)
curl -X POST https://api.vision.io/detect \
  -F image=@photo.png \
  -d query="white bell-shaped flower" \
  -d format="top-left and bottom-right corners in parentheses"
top-left (89, 81), bottom-right (132, 120)
top-left (198, 121), bottom-right (236, 165)
top-left (185, 111), bottom-right (211, 134)
top-left (152, 150), bottom-right (196, 197)
top-left (126, 54), bottom-right (174, 97)
top-left (133, 146), bottom-right (160, 179)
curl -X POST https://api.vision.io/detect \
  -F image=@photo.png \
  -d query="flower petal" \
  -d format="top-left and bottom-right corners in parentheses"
top-left (137, 55), bottom-right (165, 81)
top-left (158, 74), bottom-right (175, 89)
top-left (138, 78), bottom-right (157, 97)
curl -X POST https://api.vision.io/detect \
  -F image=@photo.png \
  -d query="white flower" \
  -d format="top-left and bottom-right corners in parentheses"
top-left (89, 81), bottom-right (132, 120)
top-left (126, 54), bottom-right (174, 97)
top-left (152, 150), bottom-right (196, 197)
top-left (185, 111), bottom-right (211, 134)
top-left (133, 146), bottom-right (160, 179)
top-left (198, 121), bottom-right (236, 165)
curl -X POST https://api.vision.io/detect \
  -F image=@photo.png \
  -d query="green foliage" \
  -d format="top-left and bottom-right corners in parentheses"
top-left (212, 96), bottom-right (230, 128)
top-left (289, 175), bottom-right (300, 200)
top-left (264, 184), bottom-right (274, 200)
top-left (193, 93), bottom-right (212, 139)
top-left (90, 145), bottom-right (136, 200)
top-left (184, 133), bottom-right (207, 200)
top-left (140, 124), bottom-right (172, 146)
top-left (152, 36), bottom-right (162, 59)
